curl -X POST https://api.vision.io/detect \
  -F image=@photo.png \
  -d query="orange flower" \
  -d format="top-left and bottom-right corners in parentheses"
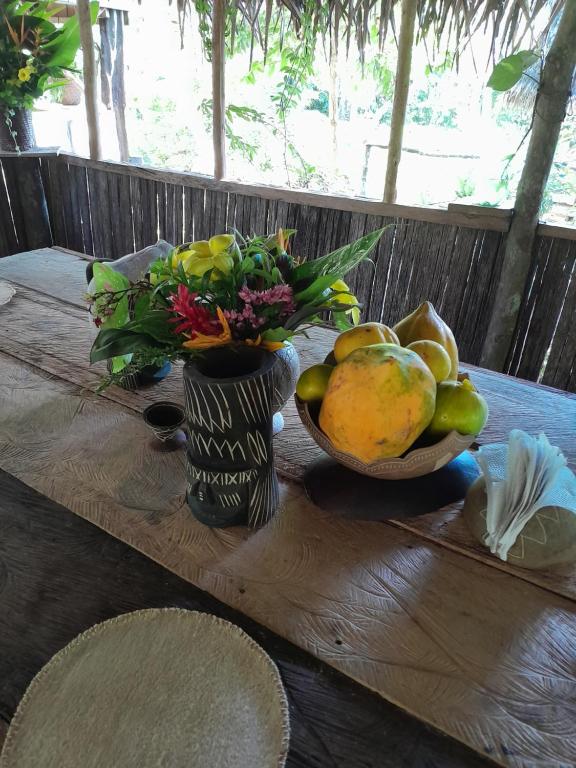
top-left (244, 335), bottom-right (285, 352)
top-left (182, 307), bottom-right (232, 350)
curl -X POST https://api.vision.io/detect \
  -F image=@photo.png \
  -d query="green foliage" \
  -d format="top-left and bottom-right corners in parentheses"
top-left (0, 1), bottom-right (98, 112)
top-left (292, 228), bottom-right (388, 283)
top-left (407, 88), bottom-right (457, 128)
top-left (487, 50), bottom-right (540, 92)
top-left (456, 176), bottom-right (476, 199)
top-left (305, 85), bottom-right (328, 115)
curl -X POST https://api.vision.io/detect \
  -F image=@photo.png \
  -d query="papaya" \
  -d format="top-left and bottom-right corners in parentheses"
top-left (319, 344), bottom-right (436, 462)
top-left (333, 322), bottom-right (400, 364)
top-left (393, 302), bottom-right (459, 380)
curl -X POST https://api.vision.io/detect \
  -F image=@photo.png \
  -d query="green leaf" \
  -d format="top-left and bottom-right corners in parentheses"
top-left (295, 274), bottom-right (338, 304)
top-left (487, 50), bottom-right (539, 92)
top-left (133, 293), bottom-right (151, 319)
top-left (90, 328), bottom-right (161, 363)
top-left (45, 1), bottom-right (99, 67)
top-left (261, 327), bottom-right (293, 343)
top-left (241, 256), bottom-right (255, 272)
top-left (92, 262), bottom-right (130, 293)
top-left (123, 310), bottom-right (175, 343)
top-left (110, 354), bottom-right (131, 373)
top-left (292, 227), bottom-right (388, 283)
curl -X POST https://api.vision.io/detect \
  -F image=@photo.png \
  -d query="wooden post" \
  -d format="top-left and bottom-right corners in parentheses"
top-left (480, 0), bottom-right (576, 371)
top-left (383, 0), bottom-right (417, 203)
top-left (212, 0), bottom-right (226, 180)
top-left (99, 10), bottom-right (130, 162)
top-left (212, 0), bottom-right (226, 181)
top-left (77, 0), bottom-right (101, 161)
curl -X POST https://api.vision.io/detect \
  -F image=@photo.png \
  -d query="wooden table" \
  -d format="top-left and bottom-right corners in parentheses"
top-left (1, 248), bottom-right (575, 768)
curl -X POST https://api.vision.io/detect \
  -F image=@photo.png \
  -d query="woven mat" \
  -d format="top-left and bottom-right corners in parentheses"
top-left (0, 609), bottom-right (289, 768)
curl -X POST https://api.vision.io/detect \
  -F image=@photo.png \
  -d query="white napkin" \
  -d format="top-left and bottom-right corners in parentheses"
top-left (476, 430), bottom-right (576, 561)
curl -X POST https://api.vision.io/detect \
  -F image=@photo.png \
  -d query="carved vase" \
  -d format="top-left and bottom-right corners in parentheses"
top-left (183, 344), bottom-right (298, 528)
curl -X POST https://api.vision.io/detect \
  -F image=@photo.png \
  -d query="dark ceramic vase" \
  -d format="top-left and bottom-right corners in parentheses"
top-left (0, 109), bottom-right (36, 152)
top-left (183, 346), bottom-right (282, 528)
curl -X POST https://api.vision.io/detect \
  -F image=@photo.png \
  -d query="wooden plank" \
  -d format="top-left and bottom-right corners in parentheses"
top-left (0, 158), bottom-right (27, 250)
top-left (541, 249), bottom-right (576, 391)
top-left (172, 184), bottom-right (183, 245)
top-left (509, 238), bottom-right (575, 383)
top-left (0, 470), bottom-right (492, 768)
top-left (14, 152), bottom-right (576, 240)
top-left (130, 175), bottom-right (145, 252)
top-left (144, 179), bottom-right (158, 246)
top-left (0, 161), bottom-right (19, 256)
top-left (192, 187), bottom-right (207, 241)
top-left (183, 186), bottom-right (194, 242)
top-left (59, 154), bottom-right (514, 232)
top-left (106, 170), bottom-right (125, 258)
top-left (63, 162), bottom-right (85, 253)
top-left (538, 222), bottom-right (576, 241)
top-left (86, 168), bottom-right (105, 259)
top-left (89, 168), bottom-right (114, 259)
top-left (1, 353), bottom-right (576, 767)
top-left (156, 181), bottom-right (168, 242)
top-left (67, 163), bottom-right (93, 255)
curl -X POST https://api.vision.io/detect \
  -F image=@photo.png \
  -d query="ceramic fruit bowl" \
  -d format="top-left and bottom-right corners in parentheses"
top-left (295, 396), bottom-right (477, 480)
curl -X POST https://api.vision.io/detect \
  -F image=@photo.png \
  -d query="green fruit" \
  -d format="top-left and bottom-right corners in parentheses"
top-left (296, 364), bottom-right (334, 403)
top-left (426, 379), bottom-right (488, 439)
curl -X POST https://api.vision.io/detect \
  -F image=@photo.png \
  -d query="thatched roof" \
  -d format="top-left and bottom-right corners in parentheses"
top-left (167, 0), bottom-right (564, 62)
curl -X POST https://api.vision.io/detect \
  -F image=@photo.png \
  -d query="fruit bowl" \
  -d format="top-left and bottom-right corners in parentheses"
top-left (295, 396), bottom-right (477, 480)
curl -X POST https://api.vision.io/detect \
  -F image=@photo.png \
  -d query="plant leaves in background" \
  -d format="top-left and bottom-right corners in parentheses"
top-left (487, 50), bottom-right (540, 92)
top-left (44, 1), bottom-right (99, 68)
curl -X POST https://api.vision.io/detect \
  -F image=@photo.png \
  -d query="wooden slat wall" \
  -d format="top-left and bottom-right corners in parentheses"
top-left (1, 154), bottom-right (575, 391)
top-left (0, 157), bottom-right (52, 254)
top-left (507, 235), bottom-right (576, 392)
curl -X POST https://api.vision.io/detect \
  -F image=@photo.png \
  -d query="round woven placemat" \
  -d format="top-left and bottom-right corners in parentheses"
top-left (0, 609), bottom-right (289, 768)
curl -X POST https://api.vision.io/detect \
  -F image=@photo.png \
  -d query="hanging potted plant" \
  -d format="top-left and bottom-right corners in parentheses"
top-left (86, 227), bottom-right (385, 528)
top-left (0, 1), bottom-right (98, 152)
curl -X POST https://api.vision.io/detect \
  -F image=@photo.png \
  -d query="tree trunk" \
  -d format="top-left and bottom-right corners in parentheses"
top-left (383, 0), bottom-right (417, 203)
top-left (77, 0), bottom-right (101, 161)
top-left (480, 0), bottom-right (576, 371)
top-left (212, 0), bottom-right (226, 180)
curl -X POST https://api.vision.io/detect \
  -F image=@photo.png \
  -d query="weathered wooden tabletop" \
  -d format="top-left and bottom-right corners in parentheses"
top-left (1, 247), bottom-right (575, 768)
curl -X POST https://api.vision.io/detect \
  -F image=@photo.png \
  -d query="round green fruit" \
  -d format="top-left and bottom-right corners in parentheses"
top-left (426, 379), bottom-right (488, 438)
top-left (296, 364), bottom-right (334, 403)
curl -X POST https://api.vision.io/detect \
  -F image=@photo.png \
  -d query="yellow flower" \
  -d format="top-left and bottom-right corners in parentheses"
top-left (172, 234), bottom-right (235, 279)
top-left (18, 66), bottom-right (33, 82)
top-left (329, 279), bottom-right (361, 325)
top-left (181, 307), bottom-right (232, 350)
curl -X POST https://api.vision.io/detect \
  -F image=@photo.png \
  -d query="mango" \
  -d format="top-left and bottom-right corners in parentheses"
top-left (393, 302), bottom-right (459, 380)
top-left (407, 339), bottom-right (452, 383)
top-left (333, 322), bottom-right (400, 364)
top-left (319, 344), bottom-right (436, 462)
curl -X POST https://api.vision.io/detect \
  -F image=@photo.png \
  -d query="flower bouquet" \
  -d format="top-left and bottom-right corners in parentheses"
top-left (88, 227), bottom-right (385, 380)
top-left (87, 226), bottom-right (384, 528)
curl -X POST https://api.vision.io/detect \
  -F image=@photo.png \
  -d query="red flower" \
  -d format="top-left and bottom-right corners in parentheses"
top-left (168, 284), bottom-right (223, 338)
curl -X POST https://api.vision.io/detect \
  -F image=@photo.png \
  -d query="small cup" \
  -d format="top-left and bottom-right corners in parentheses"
top-left (143, 401), bottom-right (187, 446)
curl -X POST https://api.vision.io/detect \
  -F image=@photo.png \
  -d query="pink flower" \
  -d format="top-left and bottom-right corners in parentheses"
top-left (238, 285), bottom-right (295, 315)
